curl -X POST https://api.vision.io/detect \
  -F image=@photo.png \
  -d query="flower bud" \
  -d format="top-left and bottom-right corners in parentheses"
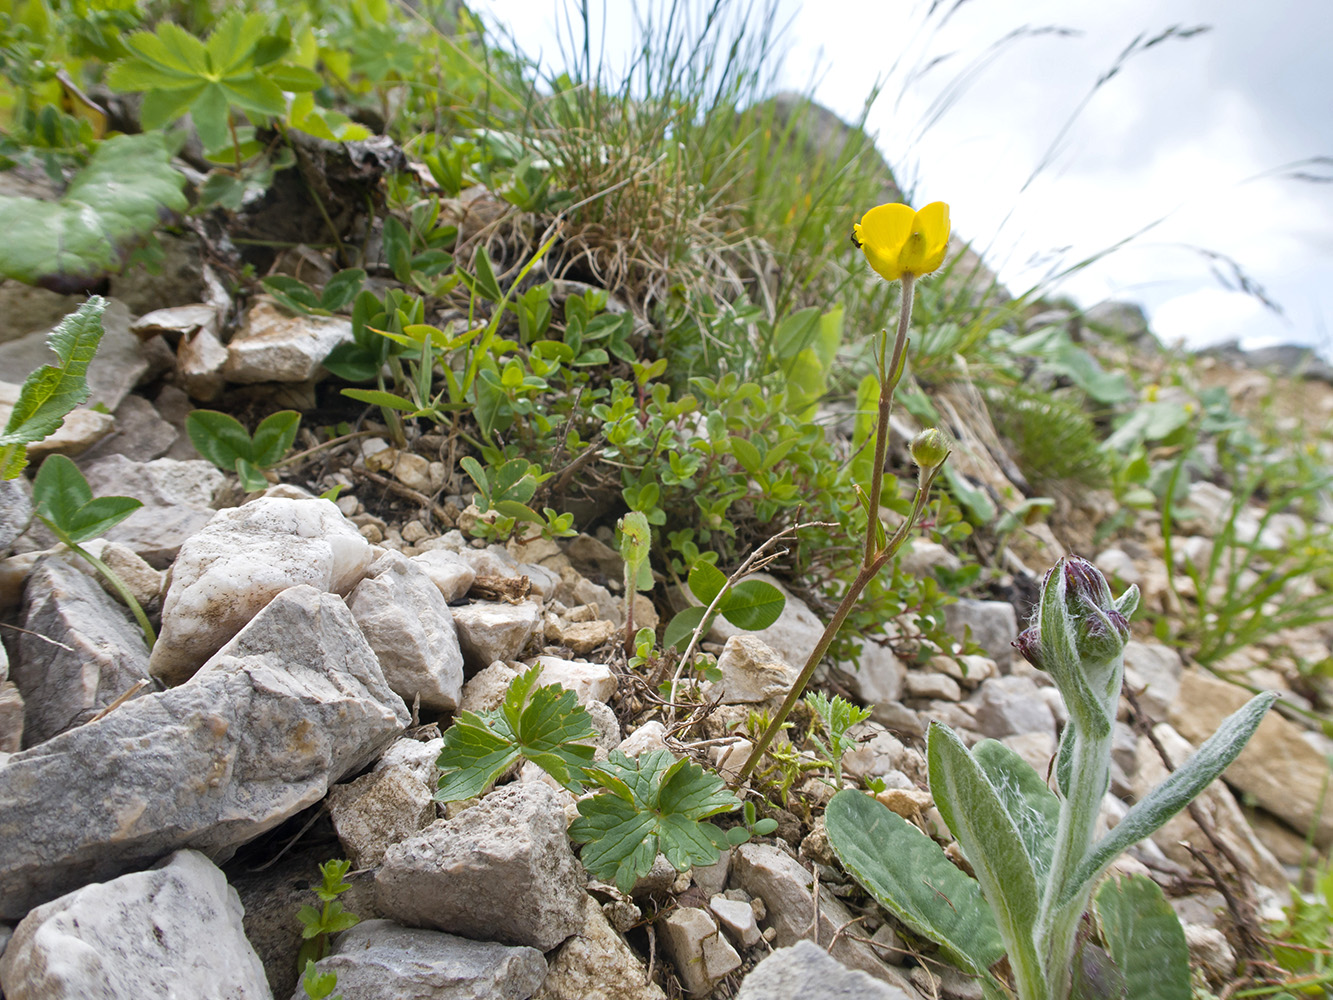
top-left (910, 428), bottom-right (950, 470)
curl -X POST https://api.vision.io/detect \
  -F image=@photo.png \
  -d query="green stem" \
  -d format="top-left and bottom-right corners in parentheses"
top-left (733, 277), bottom-right (938, 788)
top-left (66, 541), bottom-right (157, 650)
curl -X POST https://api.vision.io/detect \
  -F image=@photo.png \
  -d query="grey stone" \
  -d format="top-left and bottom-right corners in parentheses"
top-left (837, 638), bottom-right (905, 723)
top-left (735, 940), bottom-right (915, 1000)
top-left (149, 497), bottom-right (372, 684)
top-left (617, 721), bottom-right (667, 758)
top-left (731, 844), bottom-right (906, 986)
top-left (178, 323), bottom-right (228, 401)
top-left (293, 920), bottom-right (546, 1000)
top-left (534, 893), bottom-right (665, 1000)
top-left (944, 599), bottom-right (1018, 670)
top-left (967, 675), bottom-right (1057, 740)
top-left (0, 477), bottom-right (31, 554)
top-left (348, 550), bottom-right (464, 711)
top-left (1122, 640), bottom-right (1183, 722)
top-left (710, 634), bottom-right (800, 704)
top-left (563, 533), bottom-right (624, 583)
top-left (411, 549), bottom-right (476, 602)
top-left (658, 906), bottom-right (740, 996)
top-left (0, 850), bottom-right (270, 1000)
top-left (376, 781), bottom-right (585, 950)
top-left (80, 455), bottom-right (226, 567)
top-left (584, 700), bottom-right (622, 751)
top-left (329, 749), bottom-right (437, 868)
top-left (708, 894), bottom-right (761, 948)
top-left (15, 556), bottom-right (151, 746)
top-left (224, 296), bottom-right (354, 383)
top-left (0, 682), bottom-right (22, 753)
top-left (451, 601), bottom-right (543, 675)
top-left (75, 393), bottom-right (178, 465)
top-left (0, 586), bottom-right (407, 918)
top-left (902, 671), bottom-right (962, 702)
top-left (459, 661), bottom-right (519, 715)
top-left (532, 655), bottom-right (617, 705)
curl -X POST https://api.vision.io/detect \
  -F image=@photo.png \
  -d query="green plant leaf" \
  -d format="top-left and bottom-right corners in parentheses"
top-left (435, 665), bottom-right (598, 802)
top-left (1066, 691), bottom-right (1278, 908)
top-left (0, 297), bottom-right (106, 478)
top-left (234, 457), bottom-right (270, 493)
top-left (569, 749), bottom-right (739, 892)
top-left (249, 410), bottom-right (301, 467)
top-left (322, 343), bottom-right (382, 382)
top-left (320, 269), bottom-right (366, 312)
top-left (927, 724), bottom-right (1042, 989)
top-left (687, 560), bottom-right (728, 605)
top-left (382, 216), bottom-right (412, 283)
top-left (186, 410), bottom-right (258, 470)
top-left (970, 739), bottom-right (1060, 884)
top-left (33, 454), bottom-right (142, 544)
top-left (825, 788), bottom-right (1005, 977)
top-left (718, 579), bottom-right (785, 631)
top-left (1093, 875), bottom-right (1190, 1000)
top-left (0, 135), bottom-right (187, 292)
top-left (663, 606), bottom-right (708, 651)
top-left (262, 275), bottom-right (323, 314)
top-left (618, 511), bottom-right (654, 593)
top-left (340, 388), bottom-right (418, 412)
top-left (470, 244), bottom-right (503, 302)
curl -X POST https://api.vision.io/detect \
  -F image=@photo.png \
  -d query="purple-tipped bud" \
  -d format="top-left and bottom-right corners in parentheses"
top-left (1013, 627), bottom-right (1044, 671)
top-left (1063, 555), bottom-right (1114, 613)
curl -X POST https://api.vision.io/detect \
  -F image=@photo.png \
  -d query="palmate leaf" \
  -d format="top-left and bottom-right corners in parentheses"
top-left (108, 10), bottom-right (316, 151)
top-left (435, 665), bottom-right (598, 803)
top-left (0, 137), bottom-right (187, 293)
top-left (0, 298), bottom-right (106, 478)
top-left (569, 749), bottom-right (739, 893)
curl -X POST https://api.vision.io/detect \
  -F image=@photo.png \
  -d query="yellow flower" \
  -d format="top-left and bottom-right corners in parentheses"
top-left (851, 201), bottom-right (951, 282)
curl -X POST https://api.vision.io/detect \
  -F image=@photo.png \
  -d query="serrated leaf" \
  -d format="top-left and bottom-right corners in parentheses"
top-left (1094, 875), bottom-right (1189, 1000)
top-left (435, 665), bottom-right (597, 803)
top-left (825, 788), bottom-right (1005, 977)
top-left (0, 136), bottom-right (187, 292)
top-left (0, 298), bottom-right (105, 478)
top-left (718, 579), bottom-right (785, 631)
top-left (570, 749), bottom-right (739, 892)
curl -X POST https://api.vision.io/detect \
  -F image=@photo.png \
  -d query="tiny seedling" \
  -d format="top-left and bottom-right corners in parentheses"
top-left (0, 297), bottom-right (107, 478)
top-left (185, 408), bottom-right (301, 492)
top-left (804, 690), bottom-right (872, 788)
top-left (300, 960), bottom-right (341, 1000)
top-left (618, 510), bottom-right (654, 649)
top-left (261, 269), bottom-right (366, 317)
top-left (434, 664), bottom-right (598, 802)
top-left (296, 859), bottom-right (359, 972)
top-left (32, 454), bottom-right (155, 648)
top-left (568, 748), bottom-right (741, 893)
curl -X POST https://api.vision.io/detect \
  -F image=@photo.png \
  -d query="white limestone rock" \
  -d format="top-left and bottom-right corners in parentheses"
top-left (224, 295), bottom-right (354, 383)
top-left (348, 550), bottom-right (464, 711)
top-left (735, 940), bottom-right (915, 1000)
top-left (709, 634), bottom-right (800, 704)
top-left (658, 906), bottom-right (741, 996)
top-left (0, 586), bottom-right (407, 919)
top-left (149, 497), bottom-right (372, 684)
top-left (80, 456), bottom-right (225, 567)
top-left (411, 548), bottom-right (476, 601)
top-left (451, 600), bottom-right (543, 675)
top-left (292, 920), bottom-right (546, 1000)
top-left (531, 654), bottom-right (617, 705)
top-left (0, 850), bottom-right (270, 1000)
top-left (534, 893), bottom-right (665, 1000)
top-left (376, 781), bottom-right (586, 950)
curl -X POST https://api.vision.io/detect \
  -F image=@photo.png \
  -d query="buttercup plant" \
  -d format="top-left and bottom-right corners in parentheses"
top-left (825, 555), bottom-right (1277, 1000)
top-left (735, 201), bottom-right (952, 783)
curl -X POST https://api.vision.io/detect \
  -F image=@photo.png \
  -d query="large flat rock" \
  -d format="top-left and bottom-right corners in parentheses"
top-left (0, 585), bottom-right (407, 919)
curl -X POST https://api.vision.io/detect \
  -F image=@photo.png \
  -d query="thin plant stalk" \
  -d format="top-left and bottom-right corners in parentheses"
top-left (734, 275), bottom-right (942, 785)
top-left (63, 539), bottom-right (157, 649)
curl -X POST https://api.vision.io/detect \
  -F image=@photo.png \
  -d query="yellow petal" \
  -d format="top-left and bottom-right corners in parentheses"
top-left (897, 201), bottom-right (951, 277)
top-left (856, 202), bottom-right (915, 282)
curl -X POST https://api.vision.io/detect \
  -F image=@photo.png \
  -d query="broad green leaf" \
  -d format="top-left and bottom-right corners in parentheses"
top-left (1094, 875), bottom-right (1190, 1000)
top-left (928, 725), bottom-right (1042, 984)
top-left (436, 665), bottom-right (597, 802)
top-left (570, 749), bottom-right (738, 892)
top-left (771, 306), bottom-right (821, 361)
top-left (261, 275), bottom-right (323, 314)
top-left (186, 410), bottom-right (258, 471)
top-left (322, 344), bottom-right (382, 382)
top-left (382, 216), bottom-right (412, 283)
top-left (249, 410), bottom-right (301, 467)
top-left (719, 579), bottom-right (785, 632)
top-left (663, 606), bottom-right (708, 651)
top-left (618, 511), bottom-right (654, 593)
top-left (729, 435), bottom-right (762, 475)
top-left (0, 135), bottom-right (187, 291)
top-left (1067, 691), bottom-right (1278, 907)
top-left (825, 788), bottom-right (1005, 977)
top-left (234, 457), bottom-right (270, 493)
top-left (942, 464), bottom-right (997, 524)
top-left (470, 244), bottom-right (503, 302)
top-left (0, 298), bottom-right (105, 478)
top-left (687, 560), bottom-right (728, 605)
top-left (971, 740), bottom-right (1060, 884)
top-left (33, 455), bottom-right (141, 544)
top-left (320, 269), bottom-right (366, 312)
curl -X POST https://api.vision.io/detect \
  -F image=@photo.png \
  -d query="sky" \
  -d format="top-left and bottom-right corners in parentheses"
top-left (476, 0), bottom-right (1333, 356)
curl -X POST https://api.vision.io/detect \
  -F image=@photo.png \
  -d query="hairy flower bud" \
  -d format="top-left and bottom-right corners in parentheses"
top-left (909, 428), bottom-right (950, 470)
